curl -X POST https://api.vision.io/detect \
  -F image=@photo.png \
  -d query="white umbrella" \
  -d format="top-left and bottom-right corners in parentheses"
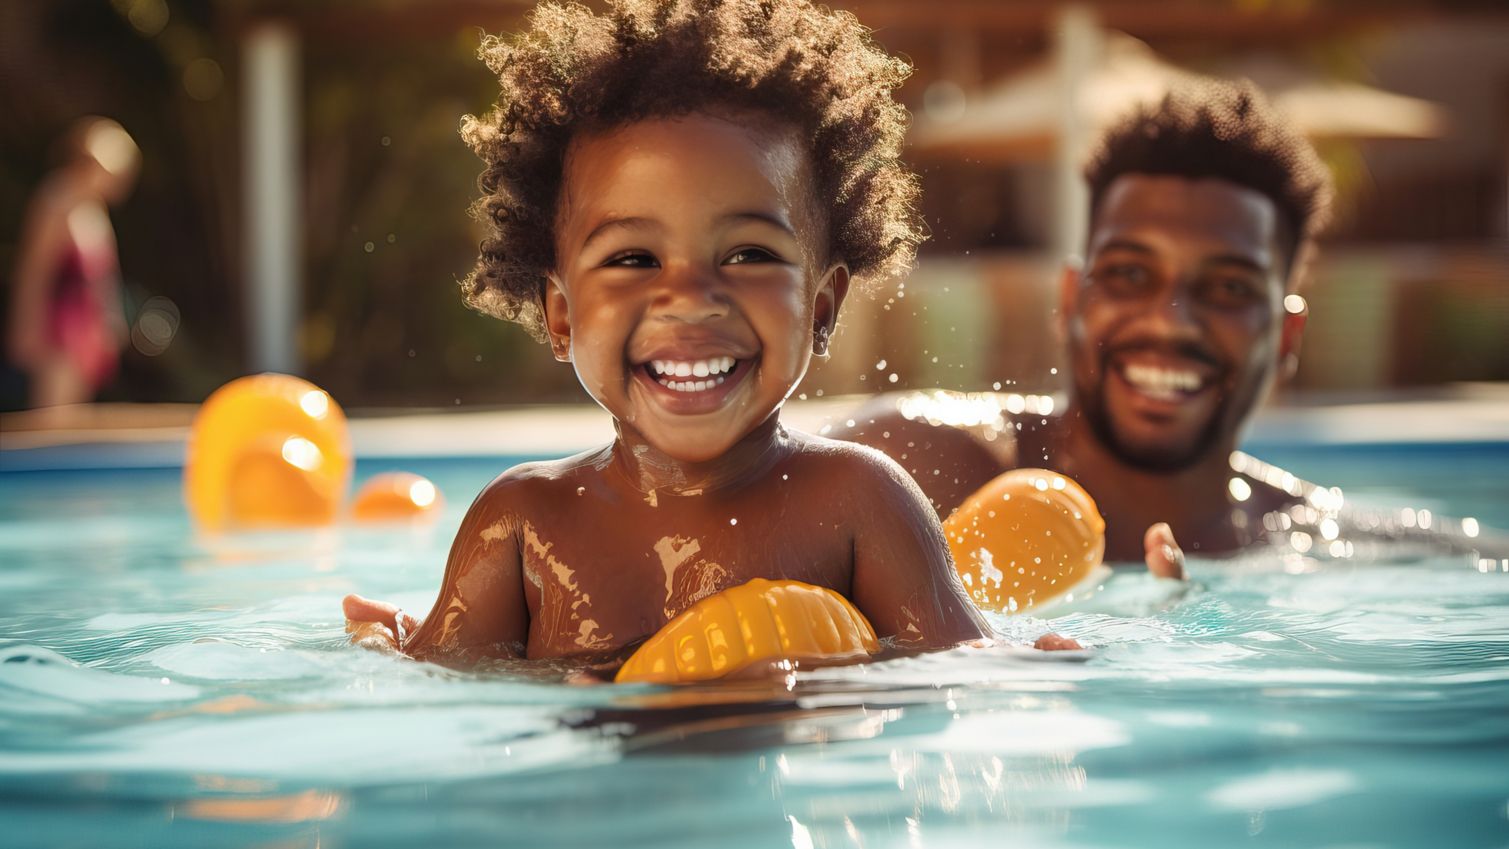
top-left (910, 32), bottom-right (1448, 162)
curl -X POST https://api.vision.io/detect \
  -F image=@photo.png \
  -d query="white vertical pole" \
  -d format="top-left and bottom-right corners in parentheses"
top-left (242, 21), bottom-right (301, 375)
top-left (1053, 4), bottom-right (1101, 263)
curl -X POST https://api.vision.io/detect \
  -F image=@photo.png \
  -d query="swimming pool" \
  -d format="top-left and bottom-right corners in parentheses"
top-left (1, 443), bottom-right (1507, 848)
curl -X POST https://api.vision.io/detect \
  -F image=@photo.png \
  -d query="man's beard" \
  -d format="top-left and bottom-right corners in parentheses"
top-left (1079, 377), bottom-right (1230, 474)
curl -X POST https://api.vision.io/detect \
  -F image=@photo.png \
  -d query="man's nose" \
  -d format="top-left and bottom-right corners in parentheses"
top-left (1140, 284), bottom-right (1201, 339)
top-left (651, 261), bottom-right (729, 322)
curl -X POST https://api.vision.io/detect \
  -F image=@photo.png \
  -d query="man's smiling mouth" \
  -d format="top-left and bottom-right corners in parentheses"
top-left (1120, 362), bottom-right (1206, 401)
top-left (1106, 347), bottom-right (1223, 406)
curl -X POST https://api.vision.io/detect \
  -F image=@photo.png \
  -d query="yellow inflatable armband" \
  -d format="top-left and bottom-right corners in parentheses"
top-left (615, 578), bottom-right (879, 685)
top-left (351, 472), bottom-right (444, 522)
top-left (184, 374), bottom-right (351, 531)
top-left (943, 469), bottom-right (1106, 614)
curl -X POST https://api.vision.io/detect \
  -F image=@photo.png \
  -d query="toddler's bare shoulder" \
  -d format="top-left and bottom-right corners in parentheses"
top-left (786, 431), bottom-right (920, 494)
top-left (473, 446), bottom-right (613, 510)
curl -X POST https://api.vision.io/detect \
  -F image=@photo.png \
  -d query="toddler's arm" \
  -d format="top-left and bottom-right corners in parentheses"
top-left (344, 474), bottom-right (531, 659)
top-left (841, 446), bottom-right (992, 647)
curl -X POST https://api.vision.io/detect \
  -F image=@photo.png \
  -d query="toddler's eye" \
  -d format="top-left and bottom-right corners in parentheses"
top-left (604, 251), bottom-right (658, 269)
top-left (724, 247), bottom-right (780, 265)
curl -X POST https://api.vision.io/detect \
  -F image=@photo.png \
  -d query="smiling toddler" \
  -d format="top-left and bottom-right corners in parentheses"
top-left (343, 0), bottom-right (1075, 665)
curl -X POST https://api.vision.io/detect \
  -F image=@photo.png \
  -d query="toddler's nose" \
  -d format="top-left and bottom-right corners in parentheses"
top-left (652, 262), bottom-right (730, 322)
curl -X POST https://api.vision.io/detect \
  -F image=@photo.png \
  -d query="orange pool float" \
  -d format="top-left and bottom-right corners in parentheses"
top-left (616, 578), bottom-right (879, 685)
top-left (351, 472), bottom-right (443, 522)
top-left (943, 469), bottom-right (1106, 614)
top-left (184, 374), bottom-right (351, 531)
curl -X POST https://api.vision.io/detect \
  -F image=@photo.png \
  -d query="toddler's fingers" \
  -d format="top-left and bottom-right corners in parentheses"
top-left (1033, 632), bottom-right (1082, 651)
top-left (343, 594), bottom-right (397, 624)
top-left (345, 619), bottom-right (399, 652)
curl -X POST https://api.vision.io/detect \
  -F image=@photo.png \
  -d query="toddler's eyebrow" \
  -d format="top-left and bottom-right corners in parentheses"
top-left (581, 215), bottom-right (657, 252)
top-left (580, 210), bottom-right (798, 253)
top-left (722, 210), bottom-right (798, 239)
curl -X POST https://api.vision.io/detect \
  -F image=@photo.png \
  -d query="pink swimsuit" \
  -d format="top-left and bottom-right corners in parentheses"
top-left (46, 236), bottom-right (119, 390)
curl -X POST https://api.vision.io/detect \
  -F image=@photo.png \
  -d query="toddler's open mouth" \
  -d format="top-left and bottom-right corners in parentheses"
top-left (630, 351), bottom-right (757, 414)
top-left (645, 356), bottom-right (739, 393)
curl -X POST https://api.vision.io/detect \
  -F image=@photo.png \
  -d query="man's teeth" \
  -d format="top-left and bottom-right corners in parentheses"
top-left (649, 356), bottom-right (737, 392)
top-left (1124, 363), bottom-right (1203, 397)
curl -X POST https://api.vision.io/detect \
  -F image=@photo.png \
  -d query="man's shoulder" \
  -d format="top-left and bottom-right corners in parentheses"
top-left (826, 388), bottom-right (1073, 472)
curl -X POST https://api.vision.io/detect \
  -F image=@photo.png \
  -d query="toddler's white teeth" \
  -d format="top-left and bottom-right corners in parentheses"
top-left (646, 356), bottom-right (740, 385)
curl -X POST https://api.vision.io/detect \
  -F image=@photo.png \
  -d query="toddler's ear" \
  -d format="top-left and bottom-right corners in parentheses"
top-left (542, 275), bottom-right (572, 363)
top-left (812, 264), bottom-right (850, 356)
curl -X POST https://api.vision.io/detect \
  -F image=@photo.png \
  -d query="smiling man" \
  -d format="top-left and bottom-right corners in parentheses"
top-left (836, 81), bottom-right (1333, 561)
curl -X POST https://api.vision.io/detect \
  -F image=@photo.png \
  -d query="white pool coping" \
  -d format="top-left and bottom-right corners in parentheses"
top-left (2, 387), bottom-right (1506, 472)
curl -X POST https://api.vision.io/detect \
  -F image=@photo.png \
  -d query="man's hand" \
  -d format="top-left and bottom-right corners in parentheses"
top-left (1143, 523), bottom-right (1187, 580)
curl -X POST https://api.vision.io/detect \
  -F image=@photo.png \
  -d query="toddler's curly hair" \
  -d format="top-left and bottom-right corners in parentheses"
top-left (459, 0), bottom-right (922, 339)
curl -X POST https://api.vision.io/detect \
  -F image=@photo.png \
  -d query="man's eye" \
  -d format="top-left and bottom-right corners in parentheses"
top-left (1092, 263), bottom-right (1153, 294)
top-left (1199, 276), bottom-right (1262, 308)
top-left (604, 251), bottom-right (658, 269)
top-left (724, 247), bottom-right (779, 265)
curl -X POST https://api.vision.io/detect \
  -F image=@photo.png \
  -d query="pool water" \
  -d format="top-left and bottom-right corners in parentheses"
top-left (1, 446), bottom-right (1507, 849)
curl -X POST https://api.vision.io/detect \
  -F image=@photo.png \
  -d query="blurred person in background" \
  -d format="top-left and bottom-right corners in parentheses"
top-left (4, 117), bottom-right (139, 411)
top-left (836, 81), bottom-right (1331, 562)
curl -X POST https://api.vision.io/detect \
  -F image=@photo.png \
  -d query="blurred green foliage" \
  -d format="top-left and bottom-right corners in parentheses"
top-left (1, 0), bottom-right (579, 407)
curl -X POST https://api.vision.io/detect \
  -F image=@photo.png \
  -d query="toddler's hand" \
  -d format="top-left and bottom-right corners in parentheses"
top-left (342, 594), bottom-right (417, 653)
top-left (1033, 632), bottom-right (1083, 651)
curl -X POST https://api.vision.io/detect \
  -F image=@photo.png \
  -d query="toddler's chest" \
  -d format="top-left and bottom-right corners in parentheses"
top-left (515, 506), bottom-right (853, 656)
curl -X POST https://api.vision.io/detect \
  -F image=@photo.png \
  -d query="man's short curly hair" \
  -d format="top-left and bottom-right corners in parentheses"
top-left (458, 0), bottom-right (922, 339)
top-left (1085, 79), bottom-right (1333, 271)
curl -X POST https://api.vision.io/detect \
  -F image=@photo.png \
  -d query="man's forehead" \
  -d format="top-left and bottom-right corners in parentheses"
top-left (1090, 174), bottom-right (1282, 262)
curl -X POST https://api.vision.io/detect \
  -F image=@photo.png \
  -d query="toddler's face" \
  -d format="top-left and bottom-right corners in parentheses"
top-left (546, 114), bottom-right (843, 463)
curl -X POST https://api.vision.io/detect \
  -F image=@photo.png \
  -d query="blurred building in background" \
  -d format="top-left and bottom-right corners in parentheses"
top-left (2, 0), bottom-right (1505, 409)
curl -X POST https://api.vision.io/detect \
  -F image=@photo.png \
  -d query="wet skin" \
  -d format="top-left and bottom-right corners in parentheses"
top-left (836, 175), bottom-right (1305, 561)
top-left (346, 114), bottom-right (995, 662)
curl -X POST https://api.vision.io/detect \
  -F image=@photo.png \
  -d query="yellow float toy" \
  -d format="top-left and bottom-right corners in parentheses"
top-left (943, 468), bottom-right (1106, 614)
top-left (616, 578), bottom-right (879, 685)
top-left (184, 374), bottom-right (351, 531)
top-left (351, 472), bottom-right (444, 522)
